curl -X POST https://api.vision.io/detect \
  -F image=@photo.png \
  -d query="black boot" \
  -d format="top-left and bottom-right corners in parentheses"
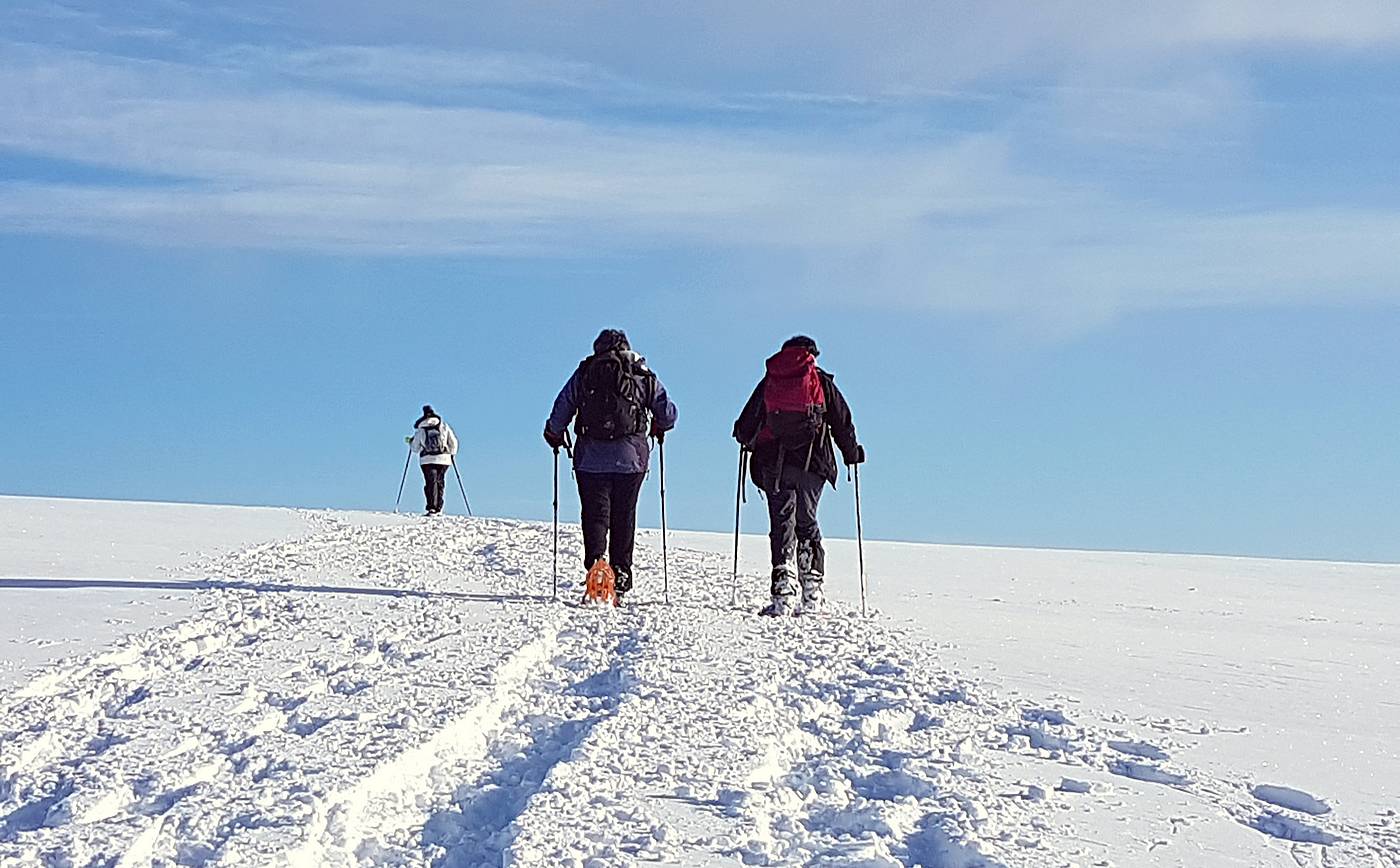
top-left (614, 567), bottom-right (633, 601)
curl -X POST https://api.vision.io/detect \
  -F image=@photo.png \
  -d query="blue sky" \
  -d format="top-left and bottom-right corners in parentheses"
top-left (2, 2), bottom-right (1398, 562)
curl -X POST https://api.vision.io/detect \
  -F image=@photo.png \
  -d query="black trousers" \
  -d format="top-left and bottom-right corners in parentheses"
top-left (577, 471), bottom-right (646, 574)
top-left (762, 464), bottom-right (826, 576)
top-left (421, 463), bottom-right (447, 512)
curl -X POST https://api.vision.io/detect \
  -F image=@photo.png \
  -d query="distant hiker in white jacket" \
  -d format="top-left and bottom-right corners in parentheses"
top-left (408, 405), bottom-right (458, 515)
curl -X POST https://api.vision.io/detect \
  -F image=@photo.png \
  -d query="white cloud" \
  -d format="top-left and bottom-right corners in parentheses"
top-left (24, 2), bottom-right (1400, 100)
top-left (226, 1), bottom-right (1400, 97)
top-left (1179, 0), bottom-right (1400, 46)
top-left (0, 45), bottom-right (1036, 248)
top-left (1, 12), bottom-right (1398, 324)
top-left (210, 44), bottom-right (609, 93)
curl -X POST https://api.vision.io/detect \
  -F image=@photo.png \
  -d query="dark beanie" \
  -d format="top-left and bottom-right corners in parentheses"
top-left (421, 404), bottom-right (435, 416)
top-left (781, 334), bottom-right (819, 356)
top-left (593, 328), bottom-right (630, 354)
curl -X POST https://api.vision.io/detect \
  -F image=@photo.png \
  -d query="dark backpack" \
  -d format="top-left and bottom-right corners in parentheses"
top-left (421, 424), bottom-right (448, 456)
top-left (574, 351), bottom-right (654, 440)
top-left (761, 350), bottom-right (826, 450)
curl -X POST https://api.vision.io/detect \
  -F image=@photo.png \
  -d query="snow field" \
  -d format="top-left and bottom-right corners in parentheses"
top-left (0, 504), bottom-right (1394, 866)
top-left (0, 495), bottom-right (317, 690)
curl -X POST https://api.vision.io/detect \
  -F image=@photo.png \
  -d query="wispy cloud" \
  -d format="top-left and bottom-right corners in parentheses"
top-left (232, 1), bottom-right (1400, 96)
top-left (210, 44), bottom-right (609, 93)
top-left (0, 44), bottom-right (1036, 249)
top-left (802, 204), bottom-right (1400, 327)
top-left (2, 4), bottom-right (1399, 324)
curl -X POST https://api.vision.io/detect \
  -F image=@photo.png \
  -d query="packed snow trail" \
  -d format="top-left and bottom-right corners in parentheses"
top-left (0, 513), bottom-right (1393, 866)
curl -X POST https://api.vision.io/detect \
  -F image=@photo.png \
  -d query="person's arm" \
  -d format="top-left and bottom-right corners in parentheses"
top-left (649, 374), bottom-right (678, 434)
top-left (732, 379), bottom-right (766, 446)
top-left (409, 428), bottom-right (423, 455)
top-left (822, 374), bottom-right (862, 463)
top-left (446, 423), bottom-right (459, 456)
top-left (545, 370), bottom-right (581, 438)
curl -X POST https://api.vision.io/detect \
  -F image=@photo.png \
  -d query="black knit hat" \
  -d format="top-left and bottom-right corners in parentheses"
top-left (781, 334), bottom-right (819, 356)
top-left (593, 328), bottom-right (630, 354)
top-left (421, 404), bottom-right (435, 416)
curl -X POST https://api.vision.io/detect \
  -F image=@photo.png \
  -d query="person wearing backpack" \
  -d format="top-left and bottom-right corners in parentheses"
top-left (408, 405), bottom-right (459, 515)
top-left (543, 329), bottom-right (678, 601)
top-left (732, 335), bottom-right (864, 616)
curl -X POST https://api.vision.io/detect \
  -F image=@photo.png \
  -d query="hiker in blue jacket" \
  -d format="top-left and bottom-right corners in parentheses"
top-left (544, 329), bottom-right (677, 599)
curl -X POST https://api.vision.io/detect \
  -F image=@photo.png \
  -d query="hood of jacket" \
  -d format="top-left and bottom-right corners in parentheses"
top-left (416, 415), bottom-right (442, 430)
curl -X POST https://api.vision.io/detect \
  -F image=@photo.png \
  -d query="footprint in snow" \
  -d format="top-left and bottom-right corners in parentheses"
top-left (1022, 707), bottom-right (1072, 726)
top-left (1250, 783), bottom-right (1331, 815)
top-left (1107, 739), bottom-right (1170, 761)
top-left (1107, 758), bottom-right (1190, 788)
top-left (1248, 811), bottom-right (1342, 846)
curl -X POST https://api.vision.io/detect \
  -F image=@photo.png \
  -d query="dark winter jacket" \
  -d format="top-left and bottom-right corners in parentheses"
top-left (546, 351), bottom-right (678, 475)
top-left (732, 357), bottom-right (859, 488)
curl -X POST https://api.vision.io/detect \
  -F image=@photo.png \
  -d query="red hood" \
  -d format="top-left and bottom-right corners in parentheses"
top-left (765, 346), bottom-right (816, 378)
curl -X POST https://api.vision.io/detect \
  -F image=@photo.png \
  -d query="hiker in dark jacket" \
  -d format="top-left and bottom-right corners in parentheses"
top-left (733, 335), bottom-right (863, 615)
top-left (544, 329), bottom-right (678, 600)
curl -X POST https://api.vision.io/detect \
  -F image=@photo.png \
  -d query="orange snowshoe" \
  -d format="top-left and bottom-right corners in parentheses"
top-left (582, 559), bottom-right (618, 607)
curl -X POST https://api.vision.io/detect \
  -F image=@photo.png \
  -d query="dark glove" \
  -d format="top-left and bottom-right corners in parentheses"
top-left (543, 426), bottom-right (566, 450)
top-left (650, 421), bottom-right (668, 443)
top-left (844, 444), bottom-right (866, 465)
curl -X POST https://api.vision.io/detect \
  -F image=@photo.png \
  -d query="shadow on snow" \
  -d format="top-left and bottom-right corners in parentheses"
top-left (0, 577), bottom-right (547, 605)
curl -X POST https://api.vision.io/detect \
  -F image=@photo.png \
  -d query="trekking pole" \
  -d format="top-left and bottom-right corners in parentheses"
top-left (658, 436), bottom-right (670, 604)
top-left (551, 431), bottom-right (573, 601)
top-left (450, 457), bottom-right (474, 517)
top-left (394, 443), bottom-right (412, 513)
top-left (552, 445), bottom-right (560, 600)
top-left (854, 463), bottom-right (867, 617)
top-left (730, 447), bottom-right (746, 608)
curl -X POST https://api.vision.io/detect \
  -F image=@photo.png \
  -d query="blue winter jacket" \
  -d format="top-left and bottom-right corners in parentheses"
top-left (547, 355), bottom-right (678, 475)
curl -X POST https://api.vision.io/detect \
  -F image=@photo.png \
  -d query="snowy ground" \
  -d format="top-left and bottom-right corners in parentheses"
top-left (1, 497), bottom-right (1396, 866)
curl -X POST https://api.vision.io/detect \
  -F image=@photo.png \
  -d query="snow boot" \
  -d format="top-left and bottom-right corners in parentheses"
top-left (795, 540), bottom-right (825, 614)
top-left (797, 573), bottom-right (825, 615)
top-left (758, 565), bottom-right (798, 617)
top-left (613, 567), bottom-right (633, 603)
top-left (582, 559), bottom-right (617, 607)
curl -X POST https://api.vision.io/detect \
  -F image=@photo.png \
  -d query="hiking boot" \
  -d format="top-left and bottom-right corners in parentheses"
top-left (614, 567), bottom-right (633, 600)
top-left (759, 566), bottom-right (798, 617)
top-left (797, 573), bottom-right (825, 614)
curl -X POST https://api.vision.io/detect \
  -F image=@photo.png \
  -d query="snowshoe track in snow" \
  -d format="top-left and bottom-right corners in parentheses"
top-left (1, 513), bottom-right (1394, 867)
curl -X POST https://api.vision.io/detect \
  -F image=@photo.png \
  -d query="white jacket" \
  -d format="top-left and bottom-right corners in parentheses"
top-left (411, 417), bottom-right (458, 466)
